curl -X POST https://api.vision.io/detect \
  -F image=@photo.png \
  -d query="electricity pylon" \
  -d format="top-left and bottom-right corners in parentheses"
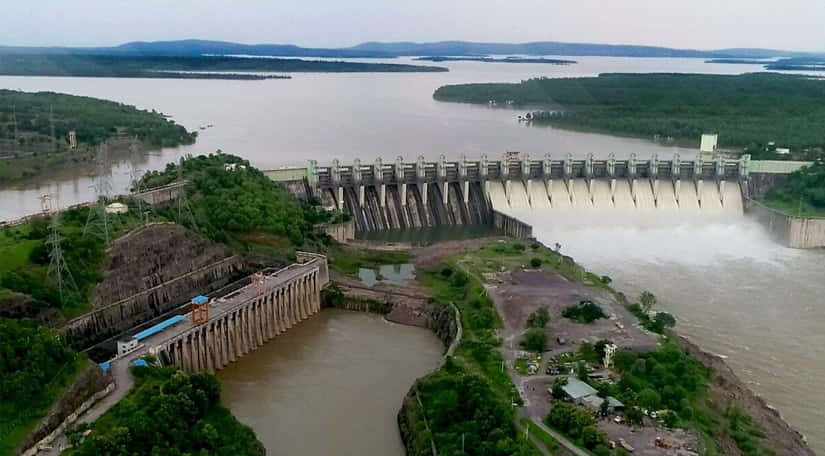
top-left (84, 143), bottom-right (115, 243)
top-left (40, 194), bottom-right (78, 305)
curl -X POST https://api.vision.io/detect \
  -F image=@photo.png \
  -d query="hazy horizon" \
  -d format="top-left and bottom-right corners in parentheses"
top-left (3, 0), bottom-right (825, 53)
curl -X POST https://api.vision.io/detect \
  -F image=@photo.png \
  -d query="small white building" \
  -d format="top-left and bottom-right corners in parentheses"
top-left (775, 147), bottom-right (791, 155)
top-left (117, 338), bottom-right (139, 357)
top-left (105, 202), bottom-right (129, 214)
top-left (700, 134), bottom-right (718, 153)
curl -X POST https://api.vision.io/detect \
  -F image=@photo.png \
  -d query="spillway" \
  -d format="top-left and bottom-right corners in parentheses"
top-left (550, 181), bottom-right (572, 210)
top-left (488, 178), bottom-right (744, 217)
top-left (613, 180), bottom-right (635, 210)
top-left (570, 179), bottom-right (593, 209)
top-left (591, 180), bottom-right (612, 209)
top-left (329, 175), bottom-right (745, 232)
top-left (657, 180), bottom-right (679, 212)
top-left (633, 180), bottom-right (656, 211)
top-left (528, 181), bottom-right (551, 209)
top-left (507, 181), bottom-right (531, 209)
top-left (488, 181), bottom-right (509, 211)
top-left (700, 182), bottom-right (724, 214)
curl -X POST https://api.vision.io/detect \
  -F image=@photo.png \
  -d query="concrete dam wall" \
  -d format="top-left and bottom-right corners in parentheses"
top-left (305, 153), bottom-right (748, 231)
top-left (333, 180), bottom-right (492, 232)
top-left (487, 178), bottom-right (744, 215)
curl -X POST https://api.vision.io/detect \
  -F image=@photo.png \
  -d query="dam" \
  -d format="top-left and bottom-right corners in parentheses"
top-left (114, 252), bottom-right (329, 374)
top-left (268, 153), bottom-right (757, 233)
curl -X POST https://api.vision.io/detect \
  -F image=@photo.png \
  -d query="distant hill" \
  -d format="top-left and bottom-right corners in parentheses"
top-left (0, 39), bottom-right (821, 59)
top-left (349, 41), bottom-right (819, 59)
top-left (0, 39), bottom-right (393, 58)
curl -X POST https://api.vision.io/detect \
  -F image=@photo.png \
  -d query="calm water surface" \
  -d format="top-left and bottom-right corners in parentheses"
top-left (217, 310), bottom-right (443, 456)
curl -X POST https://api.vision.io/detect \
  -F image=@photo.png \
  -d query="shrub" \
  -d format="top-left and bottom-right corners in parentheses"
top-left (513, 242), bottom-right (526, 252)
top-left (526, 306), bottom-right (550, 328)
top-left (562, 301), bottom-right (606, 324)
top-left (440, 266), bottom-right (454, 278)
top-left (521, 328), bottom-right (547, 352)
top-left (530, 242), bottom-right (541, 250)
top-left (530, 257), bottom-right (542, 268)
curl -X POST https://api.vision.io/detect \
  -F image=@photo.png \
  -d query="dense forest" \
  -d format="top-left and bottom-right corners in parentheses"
top-left (0, 54), bottom-right (446, 79)
top-left (0, 89), bottom-right (196, 181)
top-left (433, 73), bottom-right (825, 153)
top-left (66, 365), bottom-right (264, 456)
top-left (137, 153), bottom-right (332, 245)
top-left (764, 158), bottom-right (825, 216)
top-left (0, 319), bottom-right (81, 454)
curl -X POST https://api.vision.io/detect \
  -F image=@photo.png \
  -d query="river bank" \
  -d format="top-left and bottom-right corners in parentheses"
top-left (334, 238), bottom-right (815, 455)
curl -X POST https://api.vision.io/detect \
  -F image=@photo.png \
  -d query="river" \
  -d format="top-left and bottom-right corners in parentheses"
top-left (217, 309), bottom-right (443, 456)
top-left (0, 56), bottom-right (778, 220)
top-left (512, 209), bottom-right (825, 451)
top-left (2, 57), bottom-right (823, 453)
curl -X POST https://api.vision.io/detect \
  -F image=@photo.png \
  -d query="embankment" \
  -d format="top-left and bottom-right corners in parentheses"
top-left (63, 223), bottom-right (248, 351)
top-left (672, 333), bottom-right (815, 456)
top-left (747, 199), bottom-right (825, 248)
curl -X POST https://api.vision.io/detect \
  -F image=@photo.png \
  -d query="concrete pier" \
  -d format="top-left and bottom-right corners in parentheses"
top-left (137, 253), bottom-right (329, 374)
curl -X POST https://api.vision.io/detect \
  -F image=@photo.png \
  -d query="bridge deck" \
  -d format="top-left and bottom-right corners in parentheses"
top-left (119, 261), bottom-right (319, 364)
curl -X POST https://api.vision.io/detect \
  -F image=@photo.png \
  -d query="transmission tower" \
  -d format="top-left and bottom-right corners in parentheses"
top-left (84, 143), bottom-right (116, 242)
top-left (173, 157), bottom-right (198, 230)
top-left (129, 163), bottom-right (149, 224)
top-left (40, 194), bottom-right (78, 305)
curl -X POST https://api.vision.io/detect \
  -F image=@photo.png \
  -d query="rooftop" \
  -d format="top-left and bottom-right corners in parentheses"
top-left (562, 378), bottom-right (598, 400)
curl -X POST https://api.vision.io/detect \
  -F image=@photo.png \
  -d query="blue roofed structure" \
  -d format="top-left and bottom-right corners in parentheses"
top-left (133, 359), bottom-right (148, 367)
top-left (192, 295), bottom-right (208, 305)
top-left (133, 315), bottom-right (185, 341)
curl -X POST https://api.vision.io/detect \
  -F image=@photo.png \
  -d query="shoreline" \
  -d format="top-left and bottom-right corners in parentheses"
top-left (335, 237), bottom-right (815, 455)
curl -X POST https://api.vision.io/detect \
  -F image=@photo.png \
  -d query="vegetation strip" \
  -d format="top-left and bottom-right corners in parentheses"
top-left (434, 73), bottom-right (825, 154)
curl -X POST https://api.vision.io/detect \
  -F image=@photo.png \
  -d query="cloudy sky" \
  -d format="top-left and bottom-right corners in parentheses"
top-left (3, 0), bottom-right (825, 51)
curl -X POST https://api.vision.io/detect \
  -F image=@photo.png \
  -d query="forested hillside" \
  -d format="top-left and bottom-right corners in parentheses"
top-left (0, 89), bottom-right (196, 181)
top-left (0, 319), bottom-right (83, 454)
top-left (764, 159), bottom-right (825, 216)
top-left (434, 73), bottom-right (825, 153)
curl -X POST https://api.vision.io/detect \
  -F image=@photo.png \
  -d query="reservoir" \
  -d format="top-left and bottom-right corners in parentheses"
top-left (217, 309), bottom-right (443, 455)
top-left (1, 57), bottom-right (823, 452)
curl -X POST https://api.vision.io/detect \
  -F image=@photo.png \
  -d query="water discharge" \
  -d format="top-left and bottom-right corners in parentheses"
top-left (489, 178), bottom-right (744, 216)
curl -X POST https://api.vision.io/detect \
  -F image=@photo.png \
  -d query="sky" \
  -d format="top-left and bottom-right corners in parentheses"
top-left (3, 0), bottom-right (825, 52)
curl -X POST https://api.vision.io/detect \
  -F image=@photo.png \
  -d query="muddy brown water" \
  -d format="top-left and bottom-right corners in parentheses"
top-left (217, 309), bottom-right (443, 456)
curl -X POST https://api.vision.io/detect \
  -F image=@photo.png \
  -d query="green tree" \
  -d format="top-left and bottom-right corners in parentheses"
top-left (639, 291), bottom-right (657, 313)
top-left (521, 328), bottom-right (547, 353)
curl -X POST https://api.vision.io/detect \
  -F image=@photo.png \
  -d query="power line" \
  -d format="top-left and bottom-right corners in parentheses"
top-left (40, 193), bottom-right (78, 305)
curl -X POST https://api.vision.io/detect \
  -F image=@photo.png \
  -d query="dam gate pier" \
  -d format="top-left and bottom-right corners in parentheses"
top-left (119, 252), bottom-right (330, 374)
top-left (268, 153), bottom-right (750, 233)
